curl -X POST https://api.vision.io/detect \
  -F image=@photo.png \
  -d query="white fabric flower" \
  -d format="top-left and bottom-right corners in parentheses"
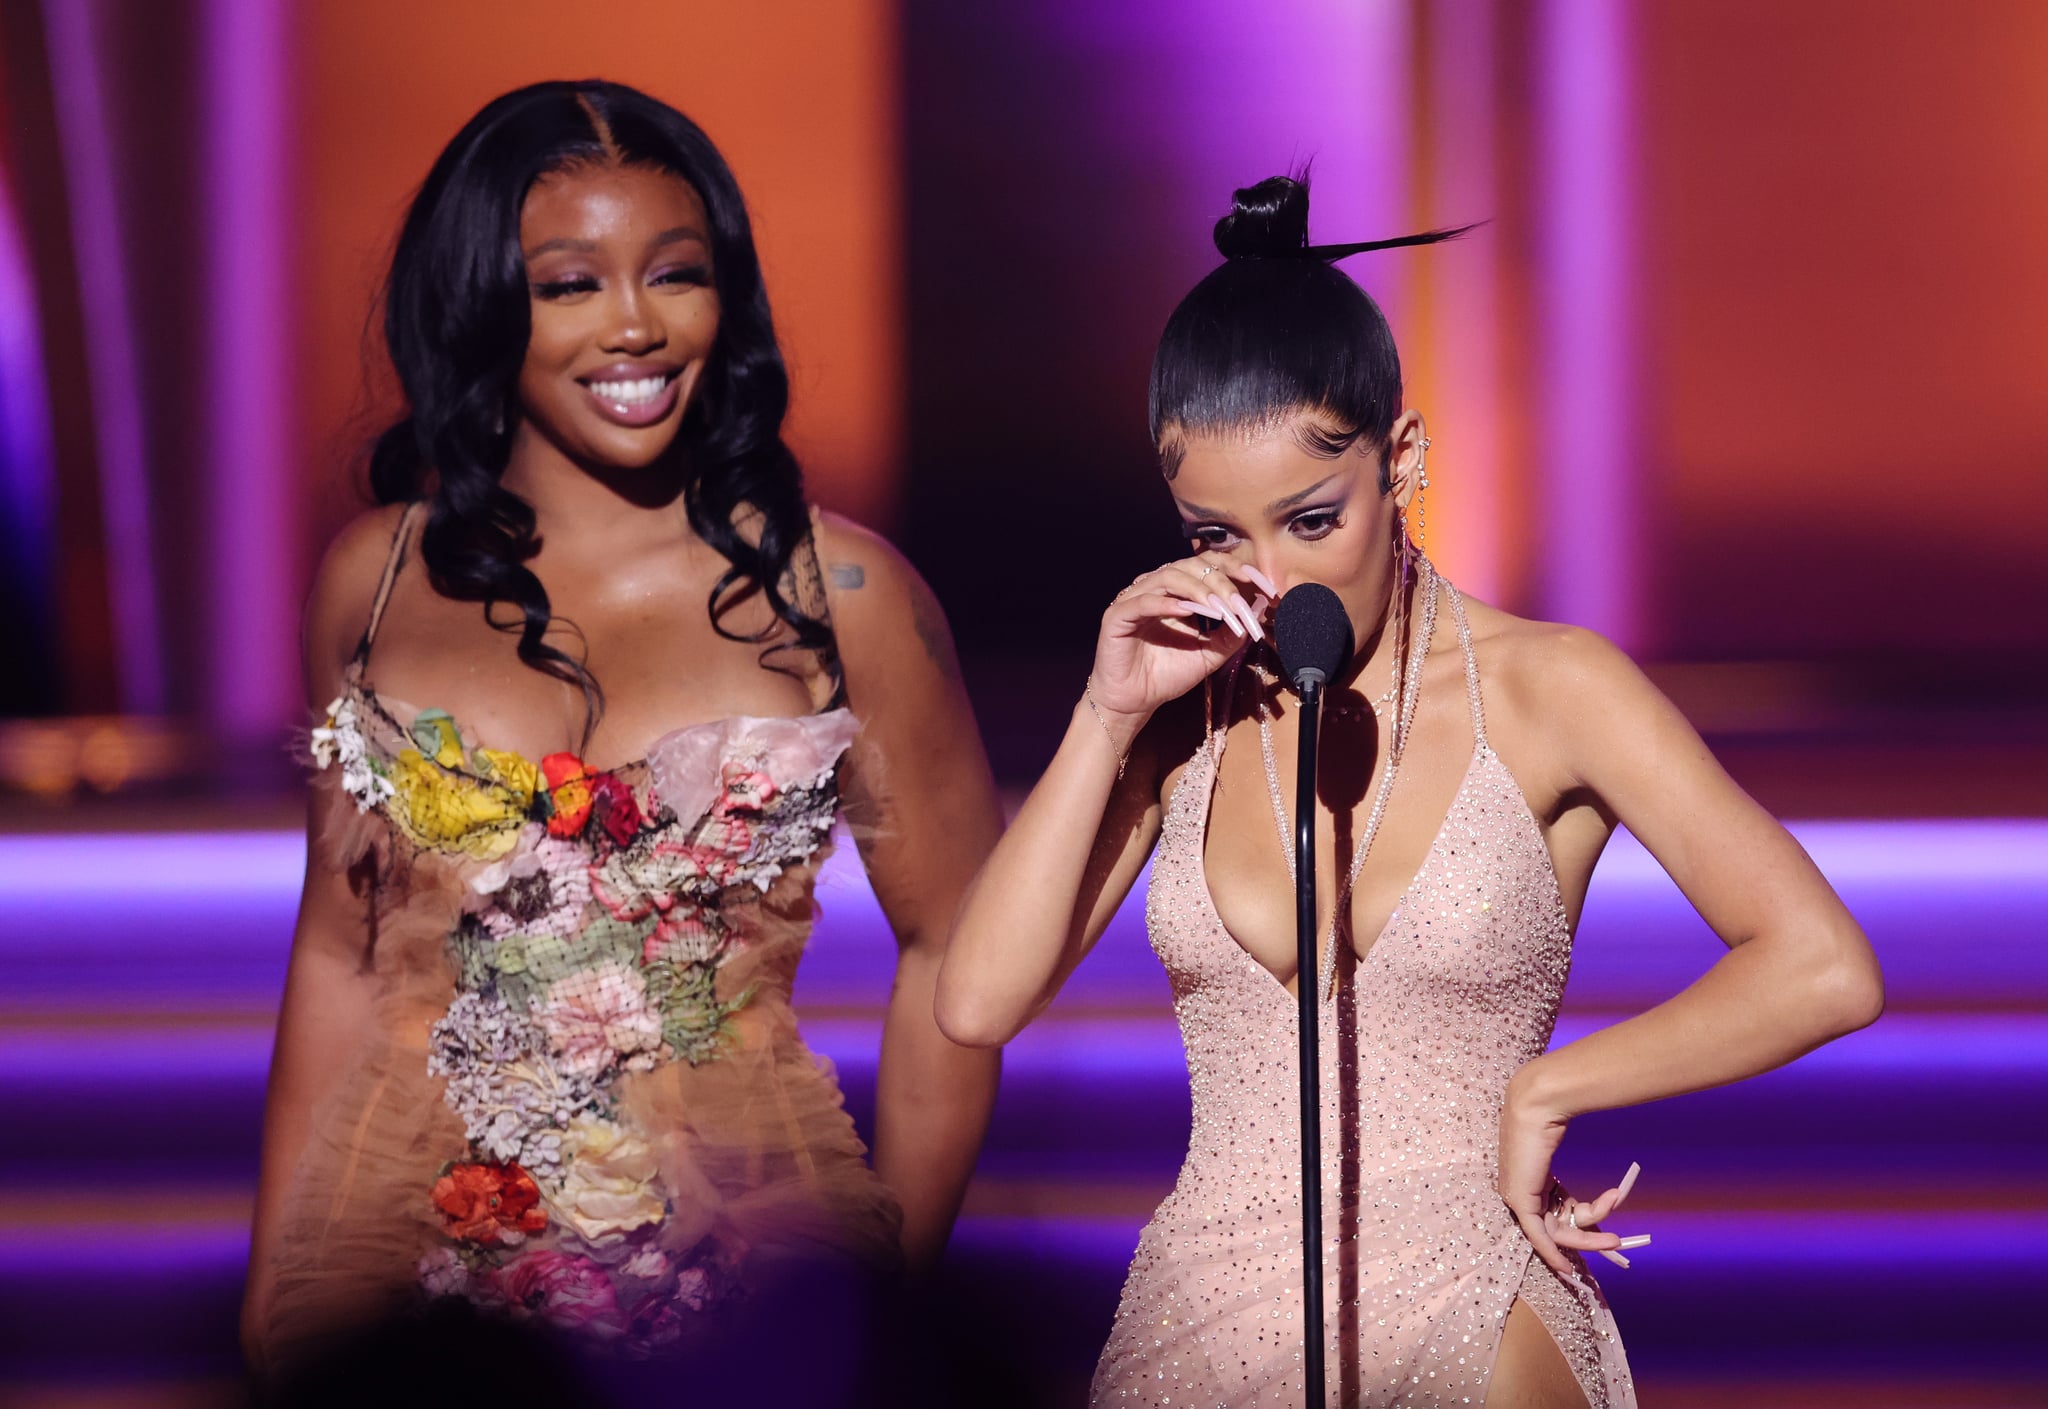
top-left (542, 1114), bottom-right (667, 1242)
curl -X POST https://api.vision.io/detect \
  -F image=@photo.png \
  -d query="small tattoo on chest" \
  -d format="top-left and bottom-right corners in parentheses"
top-left (829, 563), bottom-right (866, 590)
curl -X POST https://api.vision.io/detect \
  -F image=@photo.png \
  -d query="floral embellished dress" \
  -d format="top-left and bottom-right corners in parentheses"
top-left (263, 507), bottom-right (901, 1363)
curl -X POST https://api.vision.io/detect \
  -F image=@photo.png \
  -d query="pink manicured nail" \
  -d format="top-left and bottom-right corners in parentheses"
top-left (1617, 1162), bottom-right (1641, 1200)
top-left (1208, 595), bottom-right (1244, 637)
top-left (1236, 598), bottom-right (1266, 641)
top-left (1618, 1235), bottom-right (1651, 1250)
top-left (1246, 566), bottom-right (1278, 596)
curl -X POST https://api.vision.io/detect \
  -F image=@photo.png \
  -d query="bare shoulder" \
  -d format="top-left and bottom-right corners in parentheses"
top-left (812, 509), bottom-right (961, 686)
top-left (1455, 593), bottom-right (1691, 781)
top-left (1458, 597), bottom-right (1646, 707)
top-left (302, 503), bottom-right (413, 702)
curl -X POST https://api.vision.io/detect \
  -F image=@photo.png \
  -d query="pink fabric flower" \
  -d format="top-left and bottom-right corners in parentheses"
top-left (591, 837), bottom-right (705, 921)
top-left (645, 711), bottom-right (858, 829)
top-left (643, 909), bottom-right (721, 966)
top-left (489, 1249), bottom-right (626, 1336)
top-left (416, 1247), bottom-right (471, 1298)
top-left (619, 1245), bottom-right (670, 1282)
top-left (535, 959), bottom-right (664, 1078)
top-left (629, 1297), bottom-right (687, 1348)
top-left (672, 1264), bottom-right (714, 1312)
top-left (468, 826), bottom-right (591, 938)
top-left (716, 762), bottom-right (779, 814)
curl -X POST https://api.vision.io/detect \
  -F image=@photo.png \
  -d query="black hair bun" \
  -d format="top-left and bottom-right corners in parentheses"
top-left (1213, 175), bottom-right (1310, 259)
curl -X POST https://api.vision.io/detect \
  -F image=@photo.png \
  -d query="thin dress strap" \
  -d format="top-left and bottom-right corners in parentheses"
top-left (353, 502), bottom-right (423, 668)
top-left (1443, 580), bottom-right (1491, 752)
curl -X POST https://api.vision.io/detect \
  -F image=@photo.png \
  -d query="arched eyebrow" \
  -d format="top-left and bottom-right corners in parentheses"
top-left (1175, 473), bottom-right (1346, 525)
top-left (525, 236), bottom-right (598, 258)
top-left (523, 227), bottom-right (706, 261)
top-left (1264, 472), bottom-right (1344, 515)
top-left (648, 225), bottom-right (706, 250)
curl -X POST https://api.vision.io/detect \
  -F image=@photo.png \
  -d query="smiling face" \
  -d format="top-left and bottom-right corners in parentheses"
top-left (1165, 409), bottom-right (1423, 655)
top-left (513, 162), bottom-right (719, 471)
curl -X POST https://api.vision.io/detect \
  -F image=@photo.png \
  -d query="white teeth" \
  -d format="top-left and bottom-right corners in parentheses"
top-left (587, 375), bottom-right (670, 405)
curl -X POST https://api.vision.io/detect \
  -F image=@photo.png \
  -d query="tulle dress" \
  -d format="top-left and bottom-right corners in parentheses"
top-left (262, 506), bottom-right (902, 1367)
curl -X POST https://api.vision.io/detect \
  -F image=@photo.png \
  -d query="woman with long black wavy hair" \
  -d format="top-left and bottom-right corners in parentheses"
top-left (242, 80), bottom-right (1000, 1390)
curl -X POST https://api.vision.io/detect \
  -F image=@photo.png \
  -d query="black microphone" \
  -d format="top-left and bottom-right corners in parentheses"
top-left (1274, 583), bottom-right (1354, 693)
top-left (1269, 581), bottom-right (1351, 1409)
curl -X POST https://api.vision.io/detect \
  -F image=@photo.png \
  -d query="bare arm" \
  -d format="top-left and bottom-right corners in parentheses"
top-left (935, 553), bottom-right (1272, 1047)
top-left (821, 517), bottom-right (1005, 1272)
top-left (241, 509), bottom-right (398, 1362)
top-left (1495, 627), bottom-right (1883, 1273)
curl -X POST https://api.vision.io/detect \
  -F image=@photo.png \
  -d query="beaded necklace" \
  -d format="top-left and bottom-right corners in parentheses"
top-left (1253, 558), bottom-right (1439, 1002)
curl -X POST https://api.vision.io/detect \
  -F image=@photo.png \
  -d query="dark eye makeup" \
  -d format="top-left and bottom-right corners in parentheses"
top-left (1180, 505), bottom-right (1345, 551)
top-left (530, 264), bottom-right (713, 301)
top-left (532, 275), bottom-right (599, 300)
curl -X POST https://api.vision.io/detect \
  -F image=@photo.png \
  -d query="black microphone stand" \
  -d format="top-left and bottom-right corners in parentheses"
top-left (1293, 668), bottom-right (1326, 1407)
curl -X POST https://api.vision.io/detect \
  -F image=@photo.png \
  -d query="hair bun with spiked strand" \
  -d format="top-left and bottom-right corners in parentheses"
top-left (1213, 172), bottom-right (1480, 263)
top-left (1213, 176), bottom-right (1312, 259)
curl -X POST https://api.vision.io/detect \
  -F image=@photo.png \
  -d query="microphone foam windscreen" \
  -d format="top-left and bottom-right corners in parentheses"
top-left (1274, 583), bottom-right (1354, 689)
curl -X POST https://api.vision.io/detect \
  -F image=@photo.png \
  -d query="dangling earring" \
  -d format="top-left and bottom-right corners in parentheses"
top-left (1412, 434), bottom-right (1432, 558)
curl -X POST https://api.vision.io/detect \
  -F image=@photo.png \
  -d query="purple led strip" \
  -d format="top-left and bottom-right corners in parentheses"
top-left (0, 159), bottom-right (56, 616)
top-left (40, 0), bottom-right (165, 712)
top-left (1536, 0), bottom-right (1641, 648)
top-left (205, 0), bottom-right (296, 740)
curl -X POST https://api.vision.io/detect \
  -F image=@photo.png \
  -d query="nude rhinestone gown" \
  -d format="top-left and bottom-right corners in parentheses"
top-left (1092, 580), bottom-right (1636, 1407)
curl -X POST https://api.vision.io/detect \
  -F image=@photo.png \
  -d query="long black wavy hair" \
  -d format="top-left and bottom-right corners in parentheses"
top-left (1149, 174), bottom-right (1470, 487)
top-left (367, 79), bottom-right (832, 736)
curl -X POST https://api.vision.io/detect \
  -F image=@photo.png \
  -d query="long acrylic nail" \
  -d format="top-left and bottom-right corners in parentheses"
top-left (1617, 1235), bottom-right (1651, 1250)
top-left (1604, 1252), bottom-right (1632, 1270)
top-left (1246, 566), bottom-right (1278, 596)
top-left (1208, 595), bottom-right (1244, 637)
top-left (1237, 597), bottom-right (1266, 641)
top-left (1618, 1162), bottom-right (1641, 1199)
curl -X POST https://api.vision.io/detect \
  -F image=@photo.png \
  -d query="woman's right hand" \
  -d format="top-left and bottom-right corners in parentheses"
top-left (1087, 552), bottom-right (1275, 743)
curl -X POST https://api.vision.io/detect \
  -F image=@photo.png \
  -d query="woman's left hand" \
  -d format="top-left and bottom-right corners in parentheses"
top-left (1499, 1083), bottom-right (1649, 1276)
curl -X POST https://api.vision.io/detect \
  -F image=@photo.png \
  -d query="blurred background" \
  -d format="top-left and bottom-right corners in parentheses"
top-left (1, 0), bottom-right (2043, 1405)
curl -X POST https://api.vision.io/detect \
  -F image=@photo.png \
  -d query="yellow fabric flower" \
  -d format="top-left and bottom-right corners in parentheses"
top-left (389, 748), bottom-right (533, 861)
top-left (474, 747), bottom-right (541, 803)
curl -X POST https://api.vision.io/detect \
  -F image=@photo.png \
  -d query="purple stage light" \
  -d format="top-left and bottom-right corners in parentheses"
top-left (40, 0), bottom-right (165, 712)
top-left (0, 162), bottom-right (56, 625)
top-left (203, 0), bottom-right (297, 743)
top-left (1536, 0), bottom-right (1641, 649)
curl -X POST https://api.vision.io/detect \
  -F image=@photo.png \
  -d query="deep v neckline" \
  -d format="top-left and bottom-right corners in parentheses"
top-left (1188, 729), bottom-right (1485, 1004)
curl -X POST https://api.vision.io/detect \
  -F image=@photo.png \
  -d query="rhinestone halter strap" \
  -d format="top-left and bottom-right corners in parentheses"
top-left (1256, 558), bottom-right (1440, 1003)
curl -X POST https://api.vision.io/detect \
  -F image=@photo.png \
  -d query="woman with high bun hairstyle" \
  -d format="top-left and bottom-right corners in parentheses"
top-left (938, 176), bottom-right (1882, 1407)
top-left (243, 80), bottom-right (999, 1390)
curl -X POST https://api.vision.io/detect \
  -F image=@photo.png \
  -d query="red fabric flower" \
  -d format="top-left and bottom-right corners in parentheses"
top-left (431, 1161), bottom-right (548, 1245)
top-left (541, 752), bottom-right (593, 838)
top-left (588, 771), bottom-right (645, 848)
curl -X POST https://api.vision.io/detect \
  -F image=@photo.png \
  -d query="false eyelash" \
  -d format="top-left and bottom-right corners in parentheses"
top-left (532, 278), bottom-right (597, 299)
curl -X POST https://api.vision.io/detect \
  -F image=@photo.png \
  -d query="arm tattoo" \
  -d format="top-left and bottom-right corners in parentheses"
top-left (829, 562), bottom-right (866, 590)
